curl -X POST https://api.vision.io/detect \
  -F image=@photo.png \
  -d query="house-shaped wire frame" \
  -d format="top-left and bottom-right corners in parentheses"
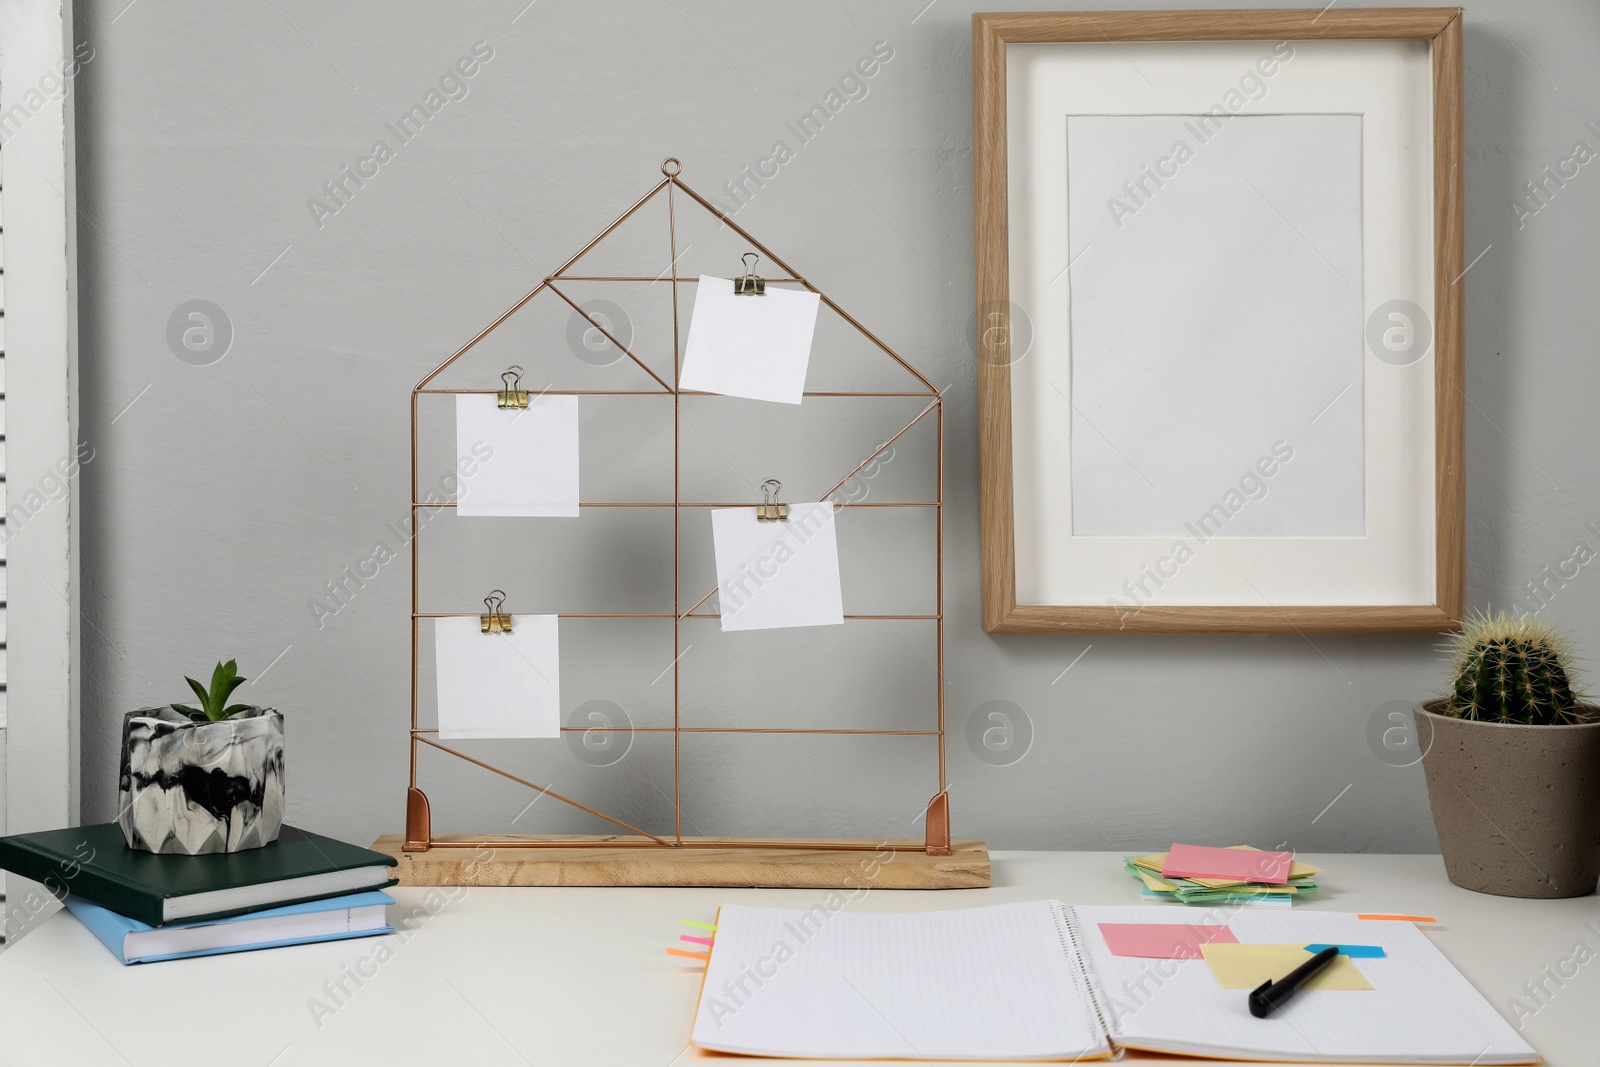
top-left (404, 159), bottom-right (951, 857)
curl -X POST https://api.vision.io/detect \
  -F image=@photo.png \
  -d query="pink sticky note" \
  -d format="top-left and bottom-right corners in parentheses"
top-left (1098, 922), bottom-right (1239, 960)
top-left (1162, 843), bottom-right (1293, 884)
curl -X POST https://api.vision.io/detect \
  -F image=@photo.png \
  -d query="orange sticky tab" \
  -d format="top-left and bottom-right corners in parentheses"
top-left (1358, 913), bottom-right (1439, 923)
top-left (680, 934), bottom-right (714, 946)
top-left (667, 947), bottom-right (710, 962)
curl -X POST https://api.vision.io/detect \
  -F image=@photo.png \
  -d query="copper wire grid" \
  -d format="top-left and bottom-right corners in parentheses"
top-left (405, 158), bottom-right (950, 855)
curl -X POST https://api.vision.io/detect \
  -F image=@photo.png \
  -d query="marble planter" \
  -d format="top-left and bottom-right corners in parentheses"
top-left (118, 706), bottom-right (285, 855)
top-left (1417, 702), bottom-right (1600, 898)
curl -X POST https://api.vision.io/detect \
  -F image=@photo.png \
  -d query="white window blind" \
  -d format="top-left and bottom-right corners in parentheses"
top-left (0, 165), bottom-right (8, 733)
top-left (0, 149), bottom-right (9, 939)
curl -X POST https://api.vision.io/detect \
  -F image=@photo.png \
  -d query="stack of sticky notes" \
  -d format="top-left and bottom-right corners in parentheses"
top-left (1126, 843), bottom-right (1321, 907)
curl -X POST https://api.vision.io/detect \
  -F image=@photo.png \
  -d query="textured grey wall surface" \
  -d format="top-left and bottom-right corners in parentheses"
top-left (73, 1), bottom-right (1600, 853)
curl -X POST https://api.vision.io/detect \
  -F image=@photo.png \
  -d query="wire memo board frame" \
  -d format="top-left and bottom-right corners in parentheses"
top-left (401, 158), bottom-right (964, 873)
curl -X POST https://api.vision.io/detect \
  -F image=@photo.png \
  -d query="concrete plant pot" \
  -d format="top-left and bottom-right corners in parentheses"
top-left (118, 706), bottom-right (285, 855)
top-left (1416, 701), bottom-right (1600, 898)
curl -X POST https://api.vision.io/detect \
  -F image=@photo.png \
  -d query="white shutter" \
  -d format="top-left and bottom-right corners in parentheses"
top-left (0, 160), bottom-right (8, 934)
top-left (0, 167), bottom-right (9, 736)
top-left (0, 169), bottom-right (8, 736)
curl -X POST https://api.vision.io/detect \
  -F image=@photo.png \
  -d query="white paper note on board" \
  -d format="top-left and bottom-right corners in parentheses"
top-left (435, 615), bottom-right (560, 739)
top-left (712, 502), bottom-right (845, 631)
top-left (456, 393), bottom-right (580, 517)
top-left (680, 275), bottom-right (822, 405)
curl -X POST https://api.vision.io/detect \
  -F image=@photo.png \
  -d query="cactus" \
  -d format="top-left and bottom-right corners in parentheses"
top-left (1441, 612), bottom-right (1590, 725)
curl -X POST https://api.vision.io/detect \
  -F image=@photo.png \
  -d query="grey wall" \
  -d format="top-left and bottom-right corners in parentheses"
top-left (72, 0), bottom-right (1600, 854)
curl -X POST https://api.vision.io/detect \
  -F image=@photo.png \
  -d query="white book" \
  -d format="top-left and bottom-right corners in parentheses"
top-left (690, 902), bottom-right (1540, 1064)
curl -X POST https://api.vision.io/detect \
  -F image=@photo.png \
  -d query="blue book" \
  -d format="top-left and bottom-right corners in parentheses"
top-left (64, 890), bottom-right (394, 964)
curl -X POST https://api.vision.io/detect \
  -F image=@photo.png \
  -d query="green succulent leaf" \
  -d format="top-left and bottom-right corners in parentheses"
top-left (219, 675), bottom-right (247, 705)
top-left (179, 661), bottom-right (258, 722)
top-left (209, 660), bottom-right (233, 696)
top-left (171, 703), bottom-right (205, 722)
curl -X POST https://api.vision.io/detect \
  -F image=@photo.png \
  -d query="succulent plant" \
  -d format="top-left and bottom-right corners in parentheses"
top-left (171, 659), bottom-right (253, 723)
top-left (1441, 612), bottom-right (1591, 725)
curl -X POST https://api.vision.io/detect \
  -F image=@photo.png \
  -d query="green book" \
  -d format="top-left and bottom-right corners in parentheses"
top-left (0, 823), bottom-right (398, 927)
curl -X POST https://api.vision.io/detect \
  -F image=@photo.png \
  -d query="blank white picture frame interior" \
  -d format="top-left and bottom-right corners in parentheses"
top-left (1007, 39), bottom-right (1435, 608)
top-left (1064, 113), bottom-right (1366, 539)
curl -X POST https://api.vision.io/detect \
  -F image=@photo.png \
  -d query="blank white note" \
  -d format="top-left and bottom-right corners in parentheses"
top-left (455, 393), bottom-right (580, 517)
top-left (435, 615), bottom-right (560, 739)
top-left (711, 502), bottom-right (844, 632)
top-left (680, 275), bottom-right (821, 405)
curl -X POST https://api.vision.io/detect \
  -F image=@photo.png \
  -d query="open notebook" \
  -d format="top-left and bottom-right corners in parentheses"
top-left (690, 902), bottom-right (1539, 1064)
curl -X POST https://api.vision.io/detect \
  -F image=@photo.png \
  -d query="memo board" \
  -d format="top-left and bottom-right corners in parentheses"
top-left (372, 159), bottom-right (989, 889)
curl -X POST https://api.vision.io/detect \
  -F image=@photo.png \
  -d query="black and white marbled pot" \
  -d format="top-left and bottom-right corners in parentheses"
top-left (118, 706), bottom-right (285, 855)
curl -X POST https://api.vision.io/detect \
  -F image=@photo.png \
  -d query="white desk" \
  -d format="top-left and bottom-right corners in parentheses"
top-left (0, 852), bottom-right (1590, 1066)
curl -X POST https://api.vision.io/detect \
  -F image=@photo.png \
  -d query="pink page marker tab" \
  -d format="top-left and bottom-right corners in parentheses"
top-left (1099, 922), bottom-right (1239, 960)
top-left (1162, 843), bottom-right (1293, 884)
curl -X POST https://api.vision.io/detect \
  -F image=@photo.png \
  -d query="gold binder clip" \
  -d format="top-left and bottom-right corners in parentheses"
top-left (480, 589), bottom-right (512, 633)
top-left (733, 252), bottom-right (766, 296)
top-left (756, 478), bottom-right (789, 521)
top-left (497, 366), bottom-right (529, 409)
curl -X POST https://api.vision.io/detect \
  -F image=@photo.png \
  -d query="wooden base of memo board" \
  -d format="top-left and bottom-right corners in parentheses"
top-left (370, 835), bottom-right (991, 889)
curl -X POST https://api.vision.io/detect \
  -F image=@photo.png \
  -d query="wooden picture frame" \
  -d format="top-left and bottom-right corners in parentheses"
top-left (974, 8), bottom-right (1464, 634)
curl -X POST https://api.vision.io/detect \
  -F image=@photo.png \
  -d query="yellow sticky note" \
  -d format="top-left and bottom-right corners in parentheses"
top-left (1131, 866), bottom-right (1178, 892)
top-left (1199, 944), bottom-right (1373, 990)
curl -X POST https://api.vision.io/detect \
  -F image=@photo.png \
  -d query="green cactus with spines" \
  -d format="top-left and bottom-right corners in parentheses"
top-left (1441, 612), bottom-right (1592, 725)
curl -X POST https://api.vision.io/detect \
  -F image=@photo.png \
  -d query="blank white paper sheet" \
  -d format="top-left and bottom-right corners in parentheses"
top-left (455, 393), bottom-right (580, 517)
top-left (711, 502), bottom-right (844, 632)
top-left (434, 615), bottom-right (560, 739)
top-left (1065, 113), bottom-right (1365, 537)
top-left (692, 902), bottom-right (1110, 1061)
top-left (680, 275), bottom-right (821, 404)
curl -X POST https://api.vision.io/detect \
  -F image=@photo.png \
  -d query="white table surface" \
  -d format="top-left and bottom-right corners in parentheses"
top-left (0, 852), bottom-right (1592, 1066)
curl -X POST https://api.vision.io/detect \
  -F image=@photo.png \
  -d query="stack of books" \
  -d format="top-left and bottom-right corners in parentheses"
top-left (1126, 843), bottom-right (1321, 907)
top-left (0, 823), bottom-right (398, 964)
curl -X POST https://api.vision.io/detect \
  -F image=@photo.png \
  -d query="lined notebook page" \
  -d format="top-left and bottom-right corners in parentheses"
top-left (691, 902), bottom-right (1110, 1061)
top-left (1071, 905), bottom-right (1539, 1065)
